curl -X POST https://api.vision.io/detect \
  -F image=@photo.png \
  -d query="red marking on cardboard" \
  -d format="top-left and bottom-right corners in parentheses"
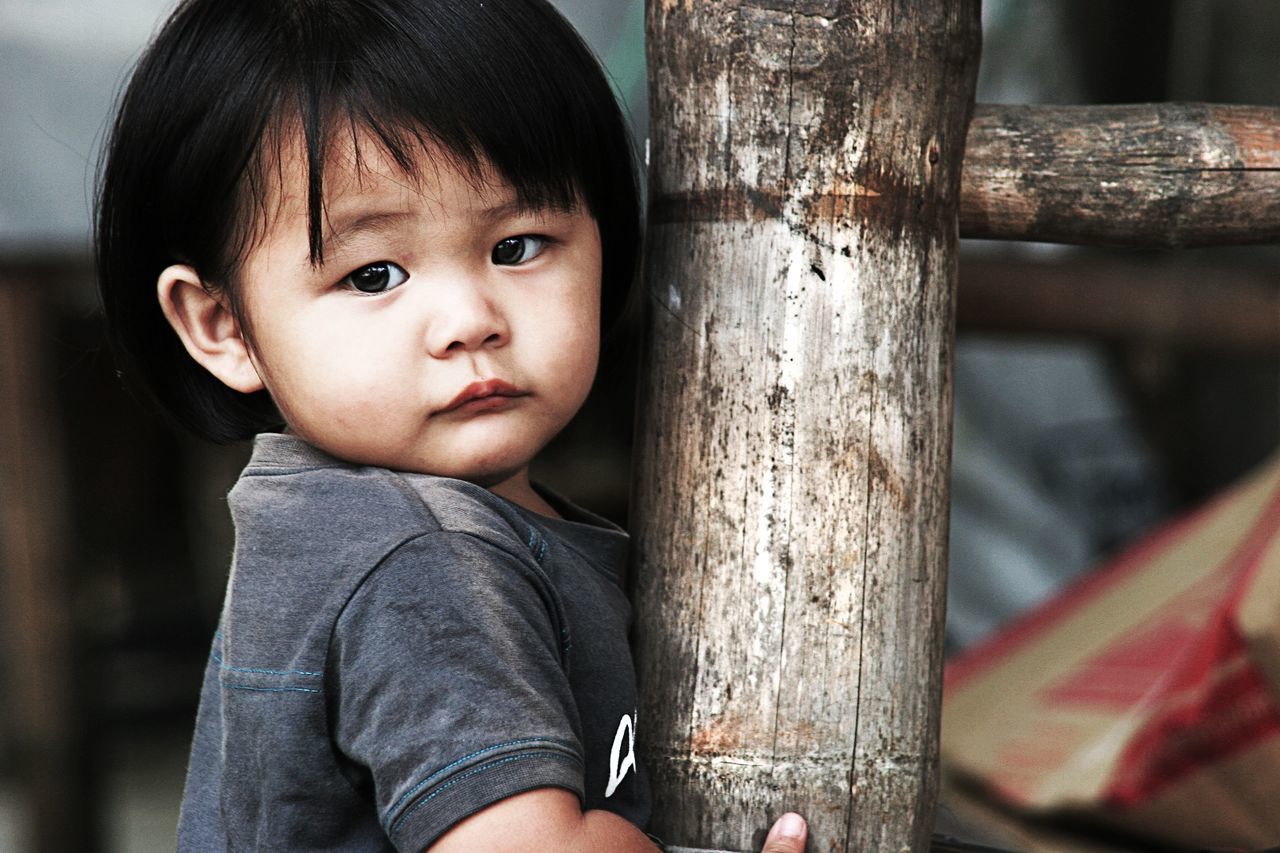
top-left (1106, 633), bottom-right (1280, 807)
top-left (945, 469), bottom-right (1280, 695)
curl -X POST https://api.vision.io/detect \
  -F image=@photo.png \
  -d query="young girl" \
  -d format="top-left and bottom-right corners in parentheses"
top-left (97, 0), bottom-right (807, 850)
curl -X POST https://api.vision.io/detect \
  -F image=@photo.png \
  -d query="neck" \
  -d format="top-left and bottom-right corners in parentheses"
top-left (486, 469), bottom-right (560, 518)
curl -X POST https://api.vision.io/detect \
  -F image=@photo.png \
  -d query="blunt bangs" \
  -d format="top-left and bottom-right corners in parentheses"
top-left (96, 0), bottom-right (641, 443)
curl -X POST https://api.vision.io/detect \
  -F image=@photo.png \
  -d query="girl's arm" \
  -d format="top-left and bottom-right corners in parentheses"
top-left (428, 788), bottom-right (809, 853)
top-left (428, 788), bottom-right (657, 852)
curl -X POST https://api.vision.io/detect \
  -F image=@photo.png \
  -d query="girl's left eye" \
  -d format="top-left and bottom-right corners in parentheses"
top-left (491, 236), bottom-right (547, 266)
top-left (341, 261), bottom-right (409, 294)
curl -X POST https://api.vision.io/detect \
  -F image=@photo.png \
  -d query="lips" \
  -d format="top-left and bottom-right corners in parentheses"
top-left (439, 379), bottom-right (528, 414)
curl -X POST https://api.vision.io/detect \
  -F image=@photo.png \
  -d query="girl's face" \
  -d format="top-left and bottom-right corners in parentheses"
top-left (233, 133), bottom-right (602, 507)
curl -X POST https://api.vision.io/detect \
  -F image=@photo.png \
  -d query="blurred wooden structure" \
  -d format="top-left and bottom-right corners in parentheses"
top-left (0, 261), bottom-right (212, 853)
top-left (631, 4), bottom-right (1280, 853)
top-left (0, 271), bottom-right (94, 851)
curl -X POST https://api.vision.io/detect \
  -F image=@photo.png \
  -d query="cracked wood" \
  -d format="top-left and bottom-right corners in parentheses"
top-left (630, 1), bottom-right (981, 850)
top-left (960, 103), bottom-right (1280, 247)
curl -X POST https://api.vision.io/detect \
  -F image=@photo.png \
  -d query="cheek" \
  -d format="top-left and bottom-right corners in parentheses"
top-left (552, 316), bottom-right (601, 406)
top-left (251, 316), bottom-right (401, 419)
top-left (557, 269), bottom-right (602, 355)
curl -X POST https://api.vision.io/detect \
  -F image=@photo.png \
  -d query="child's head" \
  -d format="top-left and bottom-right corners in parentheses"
top-left (97, 0), bottom-right (640, 483)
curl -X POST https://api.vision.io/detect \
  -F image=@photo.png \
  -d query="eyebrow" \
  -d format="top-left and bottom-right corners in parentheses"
top-left (474, 197), bottom-right (574, 224)
top-left (318, 210), bottom-right (414, 261)
top-left (315, 196), bottom-right (575, 264)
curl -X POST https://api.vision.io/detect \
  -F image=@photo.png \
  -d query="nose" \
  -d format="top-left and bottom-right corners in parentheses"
top-left (424, 281), bottom-right (509, 358)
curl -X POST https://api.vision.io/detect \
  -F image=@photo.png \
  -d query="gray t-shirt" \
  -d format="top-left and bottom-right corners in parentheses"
top-left (177, 434), bottom-right (650, 850)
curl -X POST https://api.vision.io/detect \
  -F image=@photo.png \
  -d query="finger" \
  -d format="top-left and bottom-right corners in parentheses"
top-left (760, 812), bottom-right (807, 853)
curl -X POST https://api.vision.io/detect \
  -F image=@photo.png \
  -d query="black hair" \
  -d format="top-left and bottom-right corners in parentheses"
top-left (96, 0), bottom-right (641, 443)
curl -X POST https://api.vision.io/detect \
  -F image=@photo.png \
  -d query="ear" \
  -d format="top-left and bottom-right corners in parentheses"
top-left (157, 265), bottom-right (266, 394)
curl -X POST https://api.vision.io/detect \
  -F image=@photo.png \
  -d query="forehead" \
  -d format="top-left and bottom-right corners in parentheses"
top-left (255, 126), bottom-right (510, 248)
top-left (231, 105), bottom-right (594, 283)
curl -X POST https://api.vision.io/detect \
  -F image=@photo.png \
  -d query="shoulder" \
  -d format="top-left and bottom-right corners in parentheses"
top-left (223, 438), bottom-right (559, 643)
top-left (229, 436), bottom-right (540, 561)
top-left (330, 515), bottom-right (577, 726)
top-left (347, 516), bottom-right (566, 653)
top-left (330, 478), bottom-right (566, 644)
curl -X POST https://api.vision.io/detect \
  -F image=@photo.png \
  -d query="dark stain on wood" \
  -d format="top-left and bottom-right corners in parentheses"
top-left (960, 103), bottom-right (1280, 247)
top-left (633, 1), bottom-right (979, 849)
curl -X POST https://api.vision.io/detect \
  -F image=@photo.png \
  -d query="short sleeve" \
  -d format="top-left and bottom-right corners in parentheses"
top-left (330, 531), bottom-right (585, 850)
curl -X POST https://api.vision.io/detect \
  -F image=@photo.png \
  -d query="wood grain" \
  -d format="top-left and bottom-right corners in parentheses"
top-left (631, 2), bottom-right (981, 849)
top-left (960, 103), bottom-right (1280, 247)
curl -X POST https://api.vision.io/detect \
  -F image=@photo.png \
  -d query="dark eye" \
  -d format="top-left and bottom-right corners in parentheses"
top-left (342, 261), bottom-right (408, 294)
top-left (492, 236), bottom-right (547, 266)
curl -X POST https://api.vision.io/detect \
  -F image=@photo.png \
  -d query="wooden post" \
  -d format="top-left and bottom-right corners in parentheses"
top-left (631, 2), bottom-right (981, 850)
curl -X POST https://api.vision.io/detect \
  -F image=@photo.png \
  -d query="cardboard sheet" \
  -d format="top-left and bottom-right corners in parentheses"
top-left (943, 451), bottom-right (1280, 849)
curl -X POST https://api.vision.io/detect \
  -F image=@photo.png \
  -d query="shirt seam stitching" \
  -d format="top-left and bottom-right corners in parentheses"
top-left (383, 736), bottom-right (580, 826)
top-left (210, 634), bottom-right (322, 678)
top-left (224, 683), bottom-right (321, 694)
top-left (388, 749), bottom-right (582, 838)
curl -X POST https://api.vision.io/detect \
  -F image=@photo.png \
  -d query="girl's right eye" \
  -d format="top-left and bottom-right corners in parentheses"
top-left (341, 261), bottom-right (409, 294)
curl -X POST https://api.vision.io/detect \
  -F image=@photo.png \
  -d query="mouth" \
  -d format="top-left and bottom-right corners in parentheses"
top-left (440, 379), bottom-right (528, 414)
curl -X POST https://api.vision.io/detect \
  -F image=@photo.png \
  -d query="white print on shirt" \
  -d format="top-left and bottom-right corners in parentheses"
top-left (605, 710), bottom-right (637, 798)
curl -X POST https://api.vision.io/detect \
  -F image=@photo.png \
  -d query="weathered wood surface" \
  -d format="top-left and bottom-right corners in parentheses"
top-left (631, 2), bottom-right (980, 850)
top-left (960, 103), bottom-right (1280, 248)
top-left (957, 254), bottom-right (1280, 350)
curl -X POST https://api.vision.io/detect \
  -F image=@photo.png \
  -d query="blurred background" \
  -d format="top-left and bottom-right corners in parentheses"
top-left (0, 0), bottom-right (1276, 850)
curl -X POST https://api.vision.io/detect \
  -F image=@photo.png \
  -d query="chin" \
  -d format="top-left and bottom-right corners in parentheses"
top-left (432, 451), bottom-right (530, 489)
top-left (460, 471), bottom-right (519, 490)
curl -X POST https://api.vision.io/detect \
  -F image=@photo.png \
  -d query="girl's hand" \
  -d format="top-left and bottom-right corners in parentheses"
top-left (428, 787), bottom-right (808, 852)
top-left (760, 812), bottom-right (808, 853)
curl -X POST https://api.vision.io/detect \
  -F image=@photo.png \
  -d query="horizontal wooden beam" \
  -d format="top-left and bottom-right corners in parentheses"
top-left (960, 104), bottom-right (1280, 248)
top-left (957, 253), bottom-right (1280, 350)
